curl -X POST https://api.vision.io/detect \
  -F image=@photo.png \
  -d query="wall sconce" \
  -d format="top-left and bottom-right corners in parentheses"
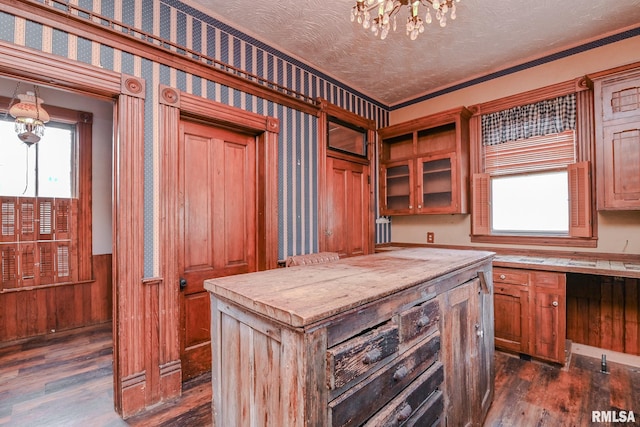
top-left (7, 83), bottom-right (50, 146)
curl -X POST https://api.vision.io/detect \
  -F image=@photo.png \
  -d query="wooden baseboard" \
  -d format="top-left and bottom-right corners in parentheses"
top-left (571, 342), bottom-right (640, 368)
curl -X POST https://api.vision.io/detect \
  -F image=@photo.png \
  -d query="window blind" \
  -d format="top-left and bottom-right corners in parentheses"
top-left (484, 130), bottom-right (576, 176)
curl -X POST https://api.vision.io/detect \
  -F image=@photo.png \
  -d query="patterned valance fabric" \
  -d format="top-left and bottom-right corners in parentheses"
top-left (481, 93), bottom-right (576, 146)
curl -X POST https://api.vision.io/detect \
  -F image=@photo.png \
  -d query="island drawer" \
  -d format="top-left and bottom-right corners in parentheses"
top-left (327, 322), bottom-right (399, 391)
top-left (398, 299), bottom-right (439, 347)
top-left (363, 361), bottom-right (444, 426)
top-left (329, 332), bottom-right (440, 427)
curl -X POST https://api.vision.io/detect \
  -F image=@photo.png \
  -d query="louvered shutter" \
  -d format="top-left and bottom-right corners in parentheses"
top-left (19, 198), bottom-right (37, 242)
top-left (1, 197), bottom-right (17, 242)
top-left (1, 245), bottom-right (18, 290)
top-left (20, 243), bottom-right (36, 288)
top-left (54, 198), bottom-right (73, 240)
top-left (472, 174), bottom-right (491, 235)
top-left (38, 198), bottom-right (54, 240)
top-left (568, 161), bottom-right (591, 238)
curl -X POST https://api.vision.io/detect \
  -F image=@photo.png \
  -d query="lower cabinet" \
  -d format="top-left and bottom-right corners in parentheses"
top-left (493, 267), bottom-right (566, 364)
top-left (206, 250), bottom-right (494, 426)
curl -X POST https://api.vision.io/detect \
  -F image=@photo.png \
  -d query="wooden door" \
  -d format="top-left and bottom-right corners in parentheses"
top-left (325, 157), bottom-right (370, 257)
top-left (179, 120), bottom-right (257, 381)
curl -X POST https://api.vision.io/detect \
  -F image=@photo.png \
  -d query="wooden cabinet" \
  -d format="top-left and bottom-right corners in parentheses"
top-left (493, 267), bottom-right (566, 364)
top-left (379, 107), bottom-right (471, 215)
top-left (204, 248), bottom-right (494, 426)
top-left (594, 67), bottom-right (640, 210)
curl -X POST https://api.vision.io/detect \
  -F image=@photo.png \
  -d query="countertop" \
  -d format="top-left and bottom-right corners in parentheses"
top-left (204, 247), bottom-right (494, 328)
top-left (493, 254), bottom-right (640, 279)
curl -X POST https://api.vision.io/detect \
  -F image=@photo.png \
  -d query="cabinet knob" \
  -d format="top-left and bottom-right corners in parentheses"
top-left (417, 204), bottom-right (422, 208)
top-left (499, 274), bottom-right (506, 280)
top-left (409, 205), bottom-right (413, 209)
top-left (393, 365), bottom-right (409, 381)
top-left (362, 348), bottom-right (382, 364)
top-left (552, 301), bottom-right (559, 307)
top-left (416, 316), bottom-right (430, 328)
top-left (397, 403), bottom-right (413, 421)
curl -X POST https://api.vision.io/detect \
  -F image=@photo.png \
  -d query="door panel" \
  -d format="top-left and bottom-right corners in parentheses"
top-left (326, 157), bottom-right (369, 257)
top-left (179, 120), bottom-right (257, 381)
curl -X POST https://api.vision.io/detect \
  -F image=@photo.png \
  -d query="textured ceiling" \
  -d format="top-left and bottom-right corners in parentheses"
top-left (185, 0), bottom-right (640, 106)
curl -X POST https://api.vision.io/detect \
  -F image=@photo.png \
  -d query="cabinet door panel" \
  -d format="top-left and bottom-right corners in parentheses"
top-left (533, 291), bottom-right (564, 363)
top-left (494, 284), bottom-right (529, 354)
top-left (601, 125), bottom-right (640, 209)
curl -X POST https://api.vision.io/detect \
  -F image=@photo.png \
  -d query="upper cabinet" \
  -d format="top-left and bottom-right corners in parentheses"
top-left (379, 107), bottom-right (471, 215)
top-left (594, 67), bottom-right (640, 210)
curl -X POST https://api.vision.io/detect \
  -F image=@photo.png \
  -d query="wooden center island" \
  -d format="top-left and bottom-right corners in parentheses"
top-left (204, 247), bottom-right (495, 426)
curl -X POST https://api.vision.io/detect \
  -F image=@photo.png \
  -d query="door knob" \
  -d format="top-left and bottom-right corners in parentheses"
top-left (179, 277), bottom-right (187, 291)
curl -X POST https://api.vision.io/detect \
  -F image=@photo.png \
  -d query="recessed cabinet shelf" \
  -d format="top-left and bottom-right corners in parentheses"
top-left (379, 107), bottom-right (471, 215)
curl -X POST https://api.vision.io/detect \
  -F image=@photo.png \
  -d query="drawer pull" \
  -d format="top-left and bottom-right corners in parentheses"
top-left (499, 274), bottom-right (506, 280)
top-left (362, 349), bottom-right (382, 365)
top-left (416, 316), bottom-right (430, 328)
top-left (397, 403), bottom-right (412, 421)
top-left (393, 365), bottom-right (409, 381)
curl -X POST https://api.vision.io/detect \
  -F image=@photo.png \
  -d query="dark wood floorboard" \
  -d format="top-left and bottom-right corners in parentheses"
top-left (0, 323), bottom-right (212, 427)
top-left (2, 324), bottom-right (638, 426)
top-left (484, 351), bottom-right (640, 427)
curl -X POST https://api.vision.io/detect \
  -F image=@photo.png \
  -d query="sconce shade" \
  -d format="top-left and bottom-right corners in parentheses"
top-left (9, 91), bottom-right (50, 146)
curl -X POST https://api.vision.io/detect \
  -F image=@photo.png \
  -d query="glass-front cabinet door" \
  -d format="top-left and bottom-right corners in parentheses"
top-left (381, 160), bottom-right (414, 214)
top-left (416, 153), bottom-right (457, 213)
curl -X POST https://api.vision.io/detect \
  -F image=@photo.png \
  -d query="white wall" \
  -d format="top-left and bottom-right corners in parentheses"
top-left (0, 77), bottom-right (113, 255)
top-left (388, 36), bottom-right (640, 255)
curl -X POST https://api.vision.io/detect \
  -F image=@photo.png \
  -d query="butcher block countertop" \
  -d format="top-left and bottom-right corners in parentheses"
top-left (204, 247), bottom-right (494, 328)
top-left (493, 254), bottom-right (640, 279)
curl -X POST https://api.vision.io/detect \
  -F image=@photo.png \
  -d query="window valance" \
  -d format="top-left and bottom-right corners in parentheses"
top-left (481, 93), bottom-right (576, 146)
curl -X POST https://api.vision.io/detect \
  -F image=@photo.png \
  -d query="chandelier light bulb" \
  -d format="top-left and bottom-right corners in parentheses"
top-left (433, 0), bottom-right (440, 9)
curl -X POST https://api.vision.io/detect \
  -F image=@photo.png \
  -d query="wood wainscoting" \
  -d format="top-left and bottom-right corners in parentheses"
top-left (0, 254), bottom-right (112, 342)
top-left (567, 273), bottom-right (640, 355)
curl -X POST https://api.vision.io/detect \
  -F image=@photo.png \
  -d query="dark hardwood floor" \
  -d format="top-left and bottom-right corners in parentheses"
top-left (1, 323), bottom-right (638, 426)
top-left (0, 322), bottom-right (211, 427)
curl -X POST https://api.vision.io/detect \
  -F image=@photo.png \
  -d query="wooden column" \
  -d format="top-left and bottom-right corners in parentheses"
top-left (157, 85), bottom-right (183, 401)
top-left (112, 74), bottom-right (147, 417)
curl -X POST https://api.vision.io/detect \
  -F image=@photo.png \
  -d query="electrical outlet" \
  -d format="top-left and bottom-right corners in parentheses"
top-left (427, 232), bottom-right (434, 243)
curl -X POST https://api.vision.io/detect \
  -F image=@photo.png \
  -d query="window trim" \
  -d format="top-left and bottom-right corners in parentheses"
top-left (0, 96), bottom-right (93, 290)
top-left (468, 78), bottom-right (596, 248)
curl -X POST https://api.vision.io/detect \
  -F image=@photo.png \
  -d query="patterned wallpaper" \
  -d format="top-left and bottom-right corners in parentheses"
top-left (0, 0), bottom-right (392, 275)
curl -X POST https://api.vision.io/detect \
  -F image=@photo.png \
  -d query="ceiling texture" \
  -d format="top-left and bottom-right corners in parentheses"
top-left (184, 0), bottom-right (640, 107)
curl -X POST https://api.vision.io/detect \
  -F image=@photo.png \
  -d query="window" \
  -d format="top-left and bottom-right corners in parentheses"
top-left (491, 170), bottom-right (568, 234)
top-left (327, 116), bottom-right (367, 157)
top-left (0, 102), bottom-right (92, 291)
top-left (472, 93), bottom-right (592, 244)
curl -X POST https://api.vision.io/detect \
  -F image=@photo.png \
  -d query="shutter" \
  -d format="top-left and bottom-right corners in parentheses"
top-left (1, 245), bottom-right (18, 290)
top-left (38, 242), bottom-right (55, 285)
top-left (20, 243), bottom-right (36, 288)
top-left (485, 130), bottom-right (575, 175)
top-left (54, 198), bottom-right (73, 240)
top-left (1, 197), bottom-right (17, 242)
top-left (472, 174), bottom-right (491, 235)
top-left (568, 161), bottom-right (591, 238)
top-left (19, 198), bottom-right (37, 242)
top-left (56, 244), bottom-right (71, 281)
top-left (38, 198), bottom-right (54, 240)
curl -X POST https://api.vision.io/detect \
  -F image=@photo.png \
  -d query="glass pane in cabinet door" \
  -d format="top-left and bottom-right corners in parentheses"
top-left (422, 158), bottom-right (452, 208)
top-left (386, 164), bottom-right (410, 210)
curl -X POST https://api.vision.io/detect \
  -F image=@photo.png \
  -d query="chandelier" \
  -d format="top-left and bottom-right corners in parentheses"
top-left (6, 82), bottom-right (50, 146)
top-left (351, 0), bottom-right (461, 40)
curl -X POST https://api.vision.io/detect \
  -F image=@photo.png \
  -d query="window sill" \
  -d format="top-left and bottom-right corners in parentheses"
top-left (471, 234), bottom-right (598, 248)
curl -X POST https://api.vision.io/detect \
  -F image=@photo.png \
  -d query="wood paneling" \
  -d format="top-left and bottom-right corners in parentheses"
top-left (567, 273), bottom-right (640, 356)
top-left (0, 253), bottom-right (112, 342)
